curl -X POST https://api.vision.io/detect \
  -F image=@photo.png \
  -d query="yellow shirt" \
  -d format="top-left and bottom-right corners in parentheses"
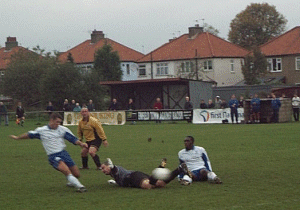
top-left (77, 116), bottom-right (107, 142)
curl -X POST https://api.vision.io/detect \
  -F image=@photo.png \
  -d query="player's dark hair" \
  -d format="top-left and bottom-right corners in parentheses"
top-left (186, 136), bottom-right (194, 143)
top-left (50, 112), bottom-right (62, 120)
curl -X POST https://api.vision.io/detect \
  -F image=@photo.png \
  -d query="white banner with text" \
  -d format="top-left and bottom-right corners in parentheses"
top-left (193, 108), bottom-right (244, 124)
top-left (63, 111), bottom-right (126, 126)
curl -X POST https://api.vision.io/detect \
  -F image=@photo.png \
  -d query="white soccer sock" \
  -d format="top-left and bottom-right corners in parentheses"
top-left (66, 174), bottom-right (84, 189)
top-left (207, 172), bottom-right (217, 181)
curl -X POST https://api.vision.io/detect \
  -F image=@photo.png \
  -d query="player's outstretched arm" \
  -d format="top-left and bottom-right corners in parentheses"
top-left (9, 133), bottom-right (30, 140)
top-left (75, 140), bottom-right (88, 149)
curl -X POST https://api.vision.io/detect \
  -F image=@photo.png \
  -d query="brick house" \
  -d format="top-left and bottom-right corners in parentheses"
top-left (0, 37), bottom-right (31, 81)
top-left (260, 26), bottom-right (300, 85)
top-left (137, 25), bottom-right (250, 86)
top-left (58, 30), bottom-right (144, 81)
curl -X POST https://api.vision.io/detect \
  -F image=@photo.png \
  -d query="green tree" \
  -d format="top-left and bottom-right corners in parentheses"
top-left (203, 23), bottom-right (219, 36)
top-left (39, 62), bottom-right (83, 110)
top-left (94, 43), bottom-right (122, 81)
top-left (2, 48), bottom-right (52, 106)
top-left (228, 3), bottom-right (287, 49)
top-left (241, 48), bottom-right (268, 85)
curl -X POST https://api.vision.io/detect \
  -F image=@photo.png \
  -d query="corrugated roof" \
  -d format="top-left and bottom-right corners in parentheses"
top-left (260, 26), bottom-right (300, 56)
top-left (58, 38), bottom-right (144, 64)
top-left (138, 32), bottom-right (250, 62)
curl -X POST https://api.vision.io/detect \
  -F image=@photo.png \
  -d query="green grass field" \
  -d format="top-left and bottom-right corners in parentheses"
top-left (0, 120), bottom-right (299, 210)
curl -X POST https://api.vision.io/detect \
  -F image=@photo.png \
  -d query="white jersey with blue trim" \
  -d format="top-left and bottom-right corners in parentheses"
top-left (28, 125), bottom-right (78, 155)
top-left (178, 146), bottom-right (212, 172)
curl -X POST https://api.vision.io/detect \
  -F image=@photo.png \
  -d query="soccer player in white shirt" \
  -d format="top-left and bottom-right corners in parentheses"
top-left (178, 136), bottom-right (222, 185)
top-left (10, 113), bottom-right (88, 192)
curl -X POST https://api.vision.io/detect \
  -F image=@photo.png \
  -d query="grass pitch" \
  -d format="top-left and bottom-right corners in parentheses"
top-left (0, 120), bottom-right (299, 210)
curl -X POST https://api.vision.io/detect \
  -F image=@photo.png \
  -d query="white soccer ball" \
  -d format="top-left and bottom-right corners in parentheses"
top-left (151, 168), bottom-right (171, 180)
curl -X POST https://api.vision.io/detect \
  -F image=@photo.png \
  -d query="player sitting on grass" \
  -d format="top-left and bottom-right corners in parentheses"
top-left (178, 136), bottom-right (222, 185)
top-left (100, 158), bottom-right (191, 189)
top-left (9, 113), bottom-right (88, 193)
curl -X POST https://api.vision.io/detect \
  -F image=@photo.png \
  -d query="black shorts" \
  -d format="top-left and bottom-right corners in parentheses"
top-left (87, 138), bottom-right (102, 150)
top-left (129, 171), bottom-right (150, 188)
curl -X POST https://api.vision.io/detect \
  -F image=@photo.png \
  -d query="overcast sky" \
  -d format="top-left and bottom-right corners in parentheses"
top-left (1, 0), bottom-right (299, 54)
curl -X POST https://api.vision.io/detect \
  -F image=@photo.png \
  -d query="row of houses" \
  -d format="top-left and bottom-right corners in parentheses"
top-left (1, 25), bottom-right (300, 87)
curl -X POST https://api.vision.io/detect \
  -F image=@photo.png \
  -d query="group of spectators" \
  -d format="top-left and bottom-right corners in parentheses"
top-left (61, 99), bottom-right (96, 113)
top-left (0, 101), bottom-right (25, 126)
top-left (184, 93), bottom-right (285, 124)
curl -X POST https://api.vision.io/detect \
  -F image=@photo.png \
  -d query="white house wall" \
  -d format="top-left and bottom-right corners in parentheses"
top-left (212, 58), bottom-right (244, 86)
top-left (138, 58), bottom-right (244, 86)
top-left (76, 62), bottom-right (139, 81)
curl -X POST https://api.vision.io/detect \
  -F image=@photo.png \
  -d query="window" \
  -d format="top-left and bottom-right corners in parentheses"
top-left (203, 60), bottom-right (213, 71)
top-left (138, 64), bottom-right (146, 76)
top-left (267, 58), bottom-right (282, 72)
top-left (181, 61), bottom-right (192, 73)
top-left (156, 63), bottom-right (169, 75)
top-left (296, 57), bottom-right (300, 70)
top-left (230, 59), bottom-right (234, 73)
top-left (79, 64), bottom-right (93, 74)
top-left (126, 64), bottom-right (130, 75)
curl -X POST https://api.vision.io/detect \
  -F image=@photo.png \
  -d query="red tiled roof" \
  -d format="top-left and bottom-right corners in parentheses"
top-left (260, 26), bottom-right (300, 56)
top-left (59, 38), bottom-right (144, 64)
top-left (138, 32), bottom-right (250, 62)
top-left (0, 46), bottom-right (29, 70)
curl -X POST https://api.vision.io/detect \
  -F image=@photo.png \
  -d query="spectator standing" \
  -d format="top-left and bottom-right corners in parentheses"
top-left (220, 99), bottom-right (228, 109)
top-left (184, 96), bottom-right (193, 110)
top-left (200, 100), bottom-right (207, 109)
top-left (127, 98), bottom-right (136, 124)
top-left (63, 99), bottom-right (71, 111)
top-left (184, 96), bottom-right (193, 123)
top-left (215, 96), bottom-right (222, 109)
top-left (16, 102), bottom-right (25, 126)
top-left (87, 100), bottom-right (95, 112)
top-left (0, 102), bottom-right (9, 126)
top-left (127, 98), bottom-right (136, 110)
top-left (250, 94), bottom-right (261, 123)
top-left (292, 94), bottom-right (300, 121)
top-left (153, 98), bottom-right (163, 123)
top-left (70, 100), bottom-right (76, 111)
top-left (207, 99), bottom-right (215, 109)
top-left (271, 93), bottom-right (281, 123)
top-left (228, 95), bottom-right (239, 124)
top-left (108, 98), bottom-right (120, 111)
top-left (73, 103), bottom-right (82, 112)
top-left (238, 96), bottom-right (244, 108)
top-left (46, 101), bottom-right (54, 116)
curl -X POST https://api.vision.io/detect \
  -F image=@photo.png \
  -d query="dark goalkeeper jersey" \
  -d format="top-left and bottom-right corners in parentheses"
top-left (111, 166), bottom-right (134, 187)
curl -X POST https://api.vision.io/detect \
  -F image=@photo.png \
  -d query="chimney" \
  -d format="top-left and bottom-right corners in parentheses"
top-left (91, 30), bottom-right (105, 44)
top-left (188, 24), bottom-right (203, 38)
top-left (5, 37), bottom-right (18, 50)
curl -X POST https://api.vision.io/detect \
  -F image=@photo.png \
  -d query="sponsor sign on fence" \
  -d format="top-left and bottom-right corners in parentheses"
top-left (193, 108), bottom-right (244, 124)
top-left (63, 111), bottom-right (126, 126)
top-left (127, 110), bottom-right (193, 121)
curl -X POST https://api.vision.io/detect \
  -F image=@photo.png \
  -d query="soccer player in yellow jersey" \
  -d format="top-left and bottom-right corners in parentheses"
top-left (78, 108), bottom-right (109, 169)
